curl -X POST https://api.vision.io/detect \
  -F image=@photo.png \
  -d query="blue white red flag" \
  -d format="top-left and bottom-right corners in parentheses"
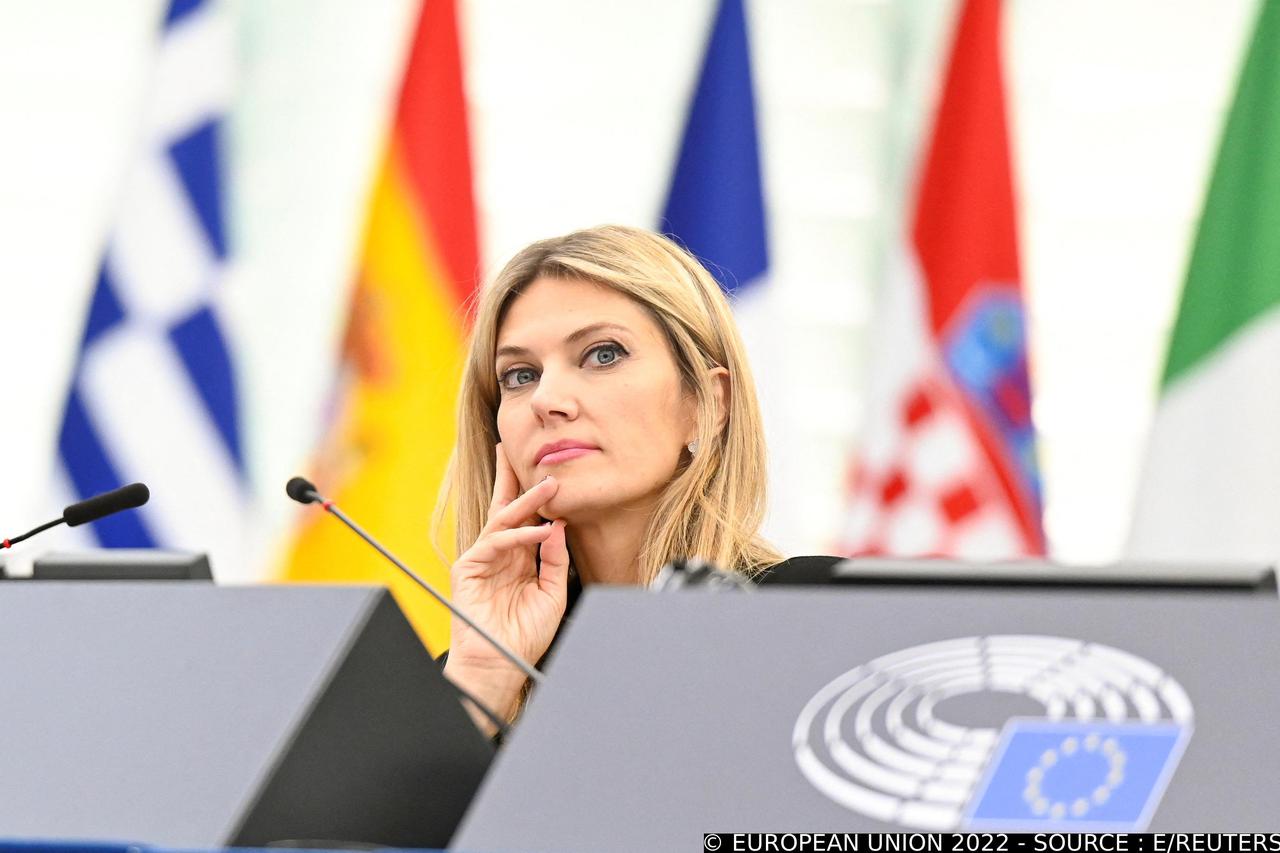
top-left (838, 0), bottom-right (1044, 557)
top-left (661, 0), bottom-right (811, 549)
top-left (56, 0), bottom-right (247, 575)
top-left (661, 0), bottom-right (768, 296)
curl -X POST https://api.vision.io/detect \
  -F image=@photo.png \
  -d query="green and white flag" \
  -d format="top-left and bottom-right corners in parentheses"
top-left (1129, 1), bottom-right (1280, 562)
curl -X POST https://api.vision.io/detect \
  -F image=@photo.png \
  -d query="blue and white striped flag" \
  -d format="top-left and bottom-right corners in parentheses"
top-left (661, 0), bottom-right (804, 550)
top-left (56, 0), bottom-right (247, 577)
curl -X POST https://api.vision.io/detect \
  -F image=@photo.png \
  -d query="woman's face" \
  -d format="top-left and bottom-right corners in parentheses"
top-left (494, 275), bottom-right (695, 521)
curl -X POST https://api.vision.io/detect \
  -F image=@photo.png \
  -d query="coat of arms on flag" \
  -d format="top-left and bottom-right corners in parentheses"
top-left (838, 0), bottom-right (1043, 559)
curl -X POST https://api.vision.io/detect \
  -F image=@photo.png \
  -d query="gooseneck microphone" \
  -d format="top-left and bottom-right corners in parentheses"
top-left (3, 482), bottom-right (151, 549)
top-left (653, 557), bottom-right (754, 591)
top-left (285, 477), bottom-right (545, 686)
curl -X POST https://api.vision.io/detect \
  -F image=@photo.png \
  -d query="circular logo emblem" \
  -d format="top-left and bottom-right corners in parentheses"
top-left (792, 636), bottom-right (1193, 831)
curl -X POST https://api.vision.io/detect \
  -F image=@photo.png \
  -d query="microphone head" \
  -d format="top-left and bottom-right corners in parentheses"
top-left (62, 482), bottom-right (150, 528)
top-left (652, 558), bottom-right (752, 592)
top-left (286, 476), bottom-right (321, 505)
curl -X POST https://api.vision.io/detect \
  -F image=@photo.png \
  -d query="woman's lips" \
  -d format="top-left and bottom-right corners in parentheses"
top-left (539, 447), bottom-right (598, 465)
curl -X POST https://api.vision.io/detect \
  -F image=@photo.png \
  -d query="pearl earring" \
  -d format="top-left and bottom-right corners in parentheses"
top-left (687, 439), bottom-right (699, 456)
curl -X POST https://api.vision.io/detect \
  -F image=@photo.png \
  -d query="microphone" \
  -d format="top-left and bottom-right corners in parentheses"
top-left (64, 482), bottom-right (150, 527)
top-left (285, 477), bottom-right (317, 505)
top-left (652, 557), bottom-right (753, 591)
top-left (3, 483), bottom-right (151, 549)
top-left (285, 477), bottom-right (544, 686)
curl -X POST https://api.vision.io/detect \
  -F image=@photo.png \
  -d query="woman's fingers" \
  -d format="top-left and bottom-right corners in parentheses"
top-left (483, 475), bottom-right (558, 534)
top-left (537, 519), bottom-right (570, 600)
top-left (487, 442), bottom-right (520, 518)
top-left (464, 521), bottom-right (556, 564)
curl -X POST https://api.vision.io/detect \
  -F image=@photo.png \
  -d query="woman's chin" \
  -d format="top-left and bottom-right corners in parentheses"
top-left (536, 474), bottom-right (667, 523)
top-left (536, 494), bottom-right (577, 522)
top-left (536, 490), bottom-right (608, 524)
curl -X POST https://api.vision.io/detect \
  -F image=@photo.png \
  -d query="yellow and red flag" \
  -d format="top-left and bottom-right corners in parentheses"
top-left (281, 0), bottom-right (479, 651)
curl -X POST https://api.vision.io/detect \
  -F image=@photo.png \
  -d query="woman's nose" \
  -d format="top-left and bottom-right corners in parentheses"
top-left (529, 365), bottom-right (579, 421)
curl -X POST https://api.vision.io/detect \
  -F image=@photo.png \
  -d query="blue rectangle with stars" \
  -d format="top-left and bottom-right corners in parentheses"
top-left (966, 720), bottom-right (1190, 831)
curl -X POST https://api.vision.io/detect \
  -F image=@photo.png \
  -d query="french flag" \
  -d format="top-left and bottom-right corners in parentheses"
top-left (660, 0), bottom-right (803, 550)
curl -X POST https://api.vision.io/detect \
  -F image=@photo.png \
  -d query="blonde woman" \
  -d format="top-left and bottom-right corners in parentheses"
top-left (439, 225), bottom-right (833, 734)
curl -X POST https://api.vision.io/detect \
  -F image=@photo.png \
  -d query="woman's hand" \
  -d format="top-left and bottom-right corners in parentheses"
top-left (443, 442), bottom-right (570, 733)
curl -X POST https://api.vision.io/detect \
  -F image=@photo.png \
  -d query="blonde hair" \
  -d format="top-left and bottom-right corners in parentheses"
top-left (438, 224), bottom-right (781, 583)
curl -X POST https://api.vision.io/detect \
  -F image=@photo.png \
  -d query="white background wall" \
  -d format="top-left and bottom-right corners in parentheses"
top-left (0, 0), bottom-right (1259, 570)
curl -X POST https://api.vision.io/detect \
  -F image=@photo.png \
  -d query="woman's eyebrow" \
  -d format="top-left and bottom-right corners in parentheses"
top-left (495, 323), bottom-right (632, 360)
top-left (563, 322), bottom-right (631, 346)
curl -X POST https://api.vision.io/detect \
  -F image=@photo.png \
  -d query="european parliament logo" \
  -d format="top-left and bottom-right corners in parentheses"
top-left (792, 636), bottom-right (1192, 831)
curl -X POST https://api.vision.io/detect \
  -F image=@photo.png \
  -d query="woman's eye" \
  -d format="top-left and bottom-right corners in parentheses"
top-left (586, 343), bottom-right (626, 367)
top-left (500, 367), bottom-right (538, 390)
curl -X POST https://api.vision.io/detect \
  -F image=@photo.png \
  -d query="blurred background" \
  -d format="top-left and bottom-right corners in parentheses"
top-left (2, 0), bottom-right (1274, 648)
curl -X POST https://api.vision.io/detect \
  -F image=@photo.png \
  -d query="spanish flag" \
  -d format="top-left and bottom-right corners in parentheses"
top-left (280, 0), bottom-right (479, 652)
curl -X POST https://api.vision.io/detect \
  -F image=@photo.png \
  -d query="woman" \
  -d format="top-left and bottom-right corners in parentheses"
top-left (438, 224), bottom-right (830, 734)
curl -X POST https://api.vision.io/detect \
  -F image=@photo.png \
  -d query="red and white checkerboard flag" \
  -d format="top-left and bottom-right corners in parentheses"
top-left (837, 0), bottom-right (1044, 559)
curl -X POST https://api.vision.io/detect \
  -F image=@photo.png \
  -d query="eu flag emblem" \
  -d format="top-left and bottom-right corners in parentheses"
top-left (966, 721), bottom-right (1190, 830)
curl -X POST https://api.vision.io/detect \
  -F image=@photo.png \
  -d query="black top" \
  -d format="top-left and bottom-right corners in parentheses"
top-left (755, 554), bottom-right (845, 584)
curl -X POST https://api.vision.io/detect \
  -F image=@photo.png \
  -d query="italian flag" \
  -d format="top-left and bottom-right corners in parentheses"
top-left (1128, 2), bottom-right (1280, 562)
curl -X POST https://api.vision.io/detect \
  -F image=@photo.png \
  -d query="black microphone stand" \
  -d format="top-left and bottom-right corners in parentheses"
top-left (287, 477), bottom-right (545, 739)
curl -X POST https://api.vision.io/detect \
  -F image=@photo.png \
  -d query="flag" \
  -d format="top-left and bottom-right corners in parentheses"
top-left (56, 0), bottom-right (247, 577)
top-left (661, 0), bottom-right (767, 294)
top-left (280, 0), bottom-right (480, 651)
top-left (1128, 2), bottom-right (1280, 562)
top-left (661, 0), bottom-right (800, 546)
top-left (837, 0), bottom-right (1043, 558)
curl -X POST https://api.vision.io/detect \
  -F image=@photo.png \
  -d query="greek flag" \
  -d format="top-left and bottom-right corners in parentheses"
top-left (56, 0), bottom-right (246, 577)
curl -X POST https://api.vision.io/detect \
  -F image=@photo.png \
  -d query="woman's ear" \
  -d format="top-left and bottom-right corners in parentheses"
top-left (709, 366), bottom-right (730, 435)
top-left (683, 366), bottom-right (732, 448)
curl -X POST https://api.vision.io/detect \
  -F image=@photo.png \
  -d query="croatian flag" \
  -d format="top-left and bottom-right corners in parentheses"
top-left (661, 0), bottom-right (803, 548)
top-left (837, 0), bottom-right (1044, 557)
top-left (56, 0), bottom-right (247, 576)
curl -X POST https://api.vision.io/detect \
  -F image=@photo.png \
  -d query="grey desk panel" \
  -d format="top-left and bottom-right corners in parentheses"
top-left (0, 582), bottom-right (490, 847)
top-left (454, 587), bottom-right (1280, 851)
